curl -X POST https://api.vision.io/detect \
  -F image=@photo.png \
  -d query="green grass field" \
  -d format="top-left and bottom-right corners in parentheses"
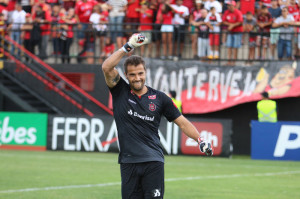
top-left (0, 150), bottom-right (300, 199)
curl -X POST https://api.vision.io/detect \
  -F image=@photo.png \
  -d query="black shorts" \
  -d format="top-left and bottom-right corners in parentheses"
top-left (152, 24), bottom-right (162, 42)
top-left (120, 161), bottom-right (164, 199)
top-left (174, 25), bottom-right (186, 43)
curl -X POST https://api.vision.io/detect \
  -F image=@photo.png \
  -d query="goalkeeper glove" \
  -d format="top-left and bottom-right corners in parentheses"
top-left (121, 33), bottom-right (149, 53)
top-left (198, 137), bottom-right (213, 156)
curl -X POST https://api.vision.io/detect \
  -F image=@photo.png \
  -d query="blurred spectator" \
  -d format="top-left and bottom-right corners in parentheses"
top-left (159, 0), bottom-right (174, 59)
top-left (205, 6), bottom-right (222, 59)
top-left (137, 0), bottom-right (153, 57)
top-left (77, 24), bottom-right (96, 64)
top-left (32, 3), bottom-right (52, 60)
top-left (222, 0), bottom-right (243, 66)
top-left (125, 0), bottom-right (140, 38)
top-left (169, 90), bottom-right (182, 112)
top-left (107, 0), bottom-right (127, 49)
top-left (46, 0), bottom-right (59, 7)
top-left (20, 0), bottom-right (32, 13)
top-left (0, 13), bottom-right (7, 59)
top-left (272, 7), bottom-right (294, 60)
top-left (62, 0), bottom-right (76, 11)
top-left (189, 0), bottom-right (203, 59)
top-left (0, 2), bottom-right (8, 21)
top-left (6, 0), bottom-right (16, 23)
top-left (268, 0), bottom-right (281, 59)
top-left (31, 0), bottom-right (52, 15)
top-left (183, 0), bottom-right (194, 13)
top-left (256, 5), bottom-right (272, 59)
top-left (99, 36), bottom-right (114, 64)
top-left (287, 0), bottom-right (300, 58)
top-left (151, 0), bottom-right (162, 58)
top-left (59, 8), bottom-right (76, 63)
top-left (193, 9), bottom-right (209, 59)
top-left (238, 0), bottom-right (255, 15)
top-left (171, 0), bottom-right (189, 59)
top-left (243, 11), bottom-right (257, 65)
top-left (51, 4), bottom-right (61, 56)
top-left (8, 3), bottom-right (26, 56)
top-left (21, 13), bottom-right (33, 60)
top-left (75, 0), bottom-right (98, 39)
top-left (278, 0), bottom-right (289, 8)
top-left (204, 0), bottom-right (222, 14)
top-left (260, 0), bottom-right (272, 8)
top-left (89, 4), bottom-right (108, 57)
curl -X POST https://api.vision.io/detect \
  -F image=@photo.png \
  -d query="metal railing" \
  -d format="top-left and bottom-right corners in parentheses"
top-left (0, 34), bottom-right (113, 116)
top-left (3, 22), bottom-right (300, 65)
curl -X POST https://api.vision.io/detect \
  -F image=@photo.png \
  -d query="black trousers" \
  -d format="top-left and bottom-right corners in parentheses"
top-left (120, 161), bottom-right (164, 199)
top-left (60, 37), bottom-right (73, 63)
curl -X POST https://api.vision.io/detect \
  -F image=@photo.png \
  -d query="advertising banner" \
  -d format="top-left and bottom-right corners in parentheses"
top-left (251, 121), bottom-right (300, 161)
top-left (112, 60), bottom-right (300, 114)
top-left (0, 112), bottom-right (48, 150)
top-left (48, 115), bottom-right (232, 157)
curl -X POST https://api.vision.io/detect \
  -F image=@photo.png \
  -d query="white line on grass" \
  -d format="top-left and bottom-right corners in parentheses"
top-left (1, 170), bottom-right (300, 194)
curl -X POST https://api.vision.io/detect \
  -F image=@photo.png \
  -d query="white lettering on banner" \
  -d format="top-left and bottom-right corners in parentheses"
top-left (159, 122), bottom-right (173, 154)
top-left (185, 67), bottom-right (198, 99)
top-left (76, 118), bottom-right (90, 151)
top-left (274, 125), bottom-right (300, 157)
top-left (230, 71), bottom-right (242, 97)
top-left (0, 117), bottom-right (37, 145)
top-left (220, 70), bottom-right (232, 103)
top-left (51, 117), bottom-right (117, 152)
top-left (195, 72), bottom-right (207, 99)
top-left (52, 117), bottom-right (65, 150)
top-left (119, 66), bottom-right (257, 103)
top-left (90, 118), bottom-right (104, 151)
top-left (103, 120), bottom-right (119, 151)
top-left (64, 118), bottom-right (77, 151)
top-left (208, 70), bottom-right (219, 101)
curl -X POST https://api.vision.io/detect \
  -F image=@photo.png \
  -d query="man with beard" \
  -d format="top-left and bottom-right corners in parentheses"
top-left (102, 33), bottom-right (213, 199)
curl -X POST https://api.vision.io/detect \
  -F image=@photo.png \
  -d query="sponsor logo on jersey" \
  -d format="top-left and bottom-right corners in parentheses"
top-left (149, 103), bottom-right (156, 111)
top-left (127, 109), bottom-right (154, 121)
top-left (148, 95), bottom-right (156, 99)
top-left (128, 99), bottom-right (136, 104)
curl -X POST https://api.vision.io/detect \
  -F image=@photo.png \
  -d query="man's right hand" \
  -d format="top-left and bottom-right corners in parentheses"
top-left (122, 33), bottom-right (149, 53)
top-left (198, 137), bottom-right (213, 156)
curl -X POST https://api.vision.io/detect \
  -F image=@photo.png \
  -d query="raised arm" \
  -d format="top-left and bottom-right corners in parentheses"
top-left (102, 49), bottom-right (125, 88)
top-left (102, 33), bottom-right (149, 88)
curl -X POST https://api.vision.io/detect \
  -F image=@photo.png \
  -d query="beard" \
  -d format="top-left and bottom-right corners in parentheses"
top-left (129, 80), bottom-right (145, 92)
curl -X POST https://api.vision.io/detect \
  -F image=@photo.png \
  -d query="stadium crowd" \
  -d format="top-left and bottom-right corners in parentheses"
top-left (0, 0), bottom-right (300, 65)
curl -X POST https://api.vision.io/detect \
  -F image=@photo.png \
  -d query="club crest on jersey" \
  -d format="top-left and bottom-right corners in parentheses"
top-left (148, 95), bottom-right (156, 99)
top-left (149, 103), bottom-right (156, 111)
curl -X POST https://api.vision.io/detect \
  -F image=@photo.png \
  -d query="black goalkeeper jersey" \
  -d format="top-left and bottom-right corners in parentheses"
top-left (109, 77), bottom-right (181, 164)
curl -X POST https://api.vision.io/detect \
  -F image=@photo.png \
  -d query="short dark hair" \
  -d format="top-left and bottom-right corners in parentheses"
top-left (169, 90), bottom-right (177, 98)
top-left (261, 92), bottom-right (269, 98)
top-left (124, 55), bottom-right (146, 74)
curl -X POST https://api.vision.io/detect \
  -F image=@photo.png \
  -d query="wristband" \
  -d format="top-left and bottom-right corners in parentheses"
top-left (121, 42), bottom-right (134, 53)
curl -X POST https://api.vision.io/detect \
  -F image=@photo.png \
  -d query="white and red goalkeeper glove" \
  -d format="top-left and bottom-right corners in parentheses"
top-left (121, 33), bottom-right (149, 53)
top-left (198, 137), bottom-right (213, 156)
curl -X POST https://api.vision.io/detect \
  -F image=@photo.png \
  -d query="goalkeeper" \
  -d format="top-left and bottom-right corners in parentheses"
top-left (102, 33), bottom-right (213, 199)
